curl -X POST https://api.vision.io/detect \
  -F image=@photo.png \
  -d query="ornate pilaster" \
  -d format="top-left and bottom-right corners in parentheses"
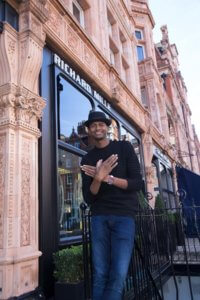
top-left (0, 1), bottom-right (47, 298)
top-left (142, 128), bottom-right (155, 207)
top-left (0, 88), bottom-right (45, 299)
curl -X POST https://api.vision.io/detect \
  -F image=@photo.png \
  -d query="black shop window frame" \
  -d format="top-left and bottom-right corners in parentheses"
top-left (0, 0), bottom-right (19, 31)
top-left (53, 62), bottom-right (145, 245)
top-left (54, 64), bottom-right (97, 246)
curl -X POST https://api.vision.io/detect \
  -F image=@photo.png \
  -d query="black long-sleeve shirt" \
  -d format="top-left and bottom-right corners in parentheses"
top-left (81, 140), bottom-right (143, 218)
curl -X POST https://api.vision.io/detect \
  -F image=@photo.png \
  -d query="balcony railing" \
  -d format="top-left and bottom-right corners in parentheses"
top-left (81, 201), bottom-right (200, 299)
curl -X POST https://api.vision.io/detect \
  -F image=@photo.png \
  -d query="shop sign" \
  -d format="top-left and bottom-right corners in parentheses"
top-left (153, 146), bottom-right (171, 168)
top-left (54, 54), bottom-right (110, 109)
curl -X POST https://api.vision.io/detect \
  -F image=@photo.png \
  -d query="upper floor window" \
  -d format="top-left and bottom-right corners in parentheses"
top-left (135, 28), bottom-right (146, 62)
top-left (0, 0), bottom-right (18, 31)
top-left (141, 86), bottom-right (148, 107)
top-left (72, 0), bottom-right (84, 28)
top-left (137, 45), bottom-right (145, 61)
top-left (135, 30), bottom-right (143, 40)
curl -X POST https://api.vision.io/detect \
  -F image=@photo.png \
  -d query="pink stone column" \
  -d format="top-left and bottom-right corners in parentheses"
top-left (0, 1), bottom-right (48, 298)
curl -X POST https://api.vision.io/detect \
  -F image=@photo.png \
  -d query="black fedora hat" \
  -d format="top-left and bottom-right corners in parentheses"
top-left (84, 111), bottom-right (111, 127)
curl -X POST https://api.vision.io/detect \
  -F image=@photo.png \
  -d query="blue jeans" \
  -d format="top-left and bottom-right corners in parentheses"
top-left (91, 215), bottom-right (135, 300)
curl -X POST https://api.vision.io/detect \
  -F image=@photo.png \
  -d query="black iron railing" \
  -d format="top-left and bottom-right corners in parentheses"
top-left (81, 202), bottom-right (200, 300)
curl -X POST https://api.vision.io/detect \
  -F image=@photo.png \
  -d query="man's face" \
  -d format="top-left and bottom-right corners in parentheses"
top-left (88, 121), bottom-right (108, 141)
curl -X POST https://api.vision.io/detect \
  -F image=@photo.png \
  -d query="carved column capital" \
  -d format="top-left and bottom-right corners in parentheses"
top-left (0, 90), bottom-right (46, 136)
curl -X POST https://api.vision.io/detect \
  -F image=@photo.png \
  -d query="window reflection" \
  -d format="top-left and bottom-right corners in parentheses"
top-left (108, 118), bottom-right (119, 141)
top-left (151, 162), bottom-right (159, 200)
top-left (58, 149), bottom-right (83, 241)
top-left (159, 163), bottom-right (175, 208)
top-left (58, 76), bottom-right (93, 151)
top-left (120, 126), bottom-right (141, 162)
top-left (160, 163), bottom-right (168, 189)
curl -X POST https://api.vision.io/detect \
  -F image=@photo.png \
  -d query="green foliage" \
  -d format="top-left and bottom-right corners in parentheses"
top-left (137, 191), bottom-right (149, 209)
top-left (155, 194), bottom-right (165, 210)
top-left (155, 194), bottom-right (175, 223)
top-left (53, 245), bottom-right (84, 283)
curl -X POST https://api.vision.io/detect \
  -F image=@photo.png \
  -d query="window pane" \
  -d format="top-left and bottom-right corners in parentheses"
top-left (58, 76), bottom-right (93, 151)
top-left (120, 127), bottom-right (141, 163)
top-left (152, 162), bottom-right (159, 200)
top-left (135, 30), bottom-right (142, 40)
top-left (160, 163), bottom-right (168, 189)
top-left (141, 86), bottom-right (148, 107)
top-left (137, 46), bottom-right (144, 61)
top-left (167, 170), bottom-right (173, 192)
top-left (58, 149), bottom-right (83, 242)
top-left (73, 3), bottom-right (81, 23)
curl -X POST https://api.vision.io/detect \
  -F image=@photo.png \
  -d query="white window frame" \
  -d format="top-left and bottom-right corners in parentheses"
top-left (72, 0), bottom-right (85, 28)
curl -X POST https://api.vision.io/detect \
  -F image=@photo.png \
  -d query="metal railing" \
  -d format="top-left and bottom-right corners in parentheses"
top-left (81, 201), bottom-right (200, 300)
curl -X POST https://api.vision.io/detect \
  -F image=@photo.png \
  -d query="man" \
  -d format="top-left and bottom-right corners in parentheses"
top-left (81, 110), bottom-right (143, 300)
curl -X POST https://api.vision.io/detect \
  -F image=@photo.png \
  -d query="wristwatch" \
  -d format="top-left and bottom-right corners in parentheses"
top-left (107, 175), bottom-right (114, 185)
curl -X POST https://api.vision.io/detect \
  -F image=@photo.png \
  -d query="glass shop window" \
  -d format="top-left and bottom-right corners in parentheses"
top-left (160, 163), bottom-right (175, 208)
top-left (58, 76), bottom-right (93, 151)
top-left (151, 162), bottom-right (159, 201)
top-left (166, 169), bottom-right (176, 208)
top-left (58, 149), bottom-right (83, 242)
top-left (159, 163), bottom-right (169, 207)
top-left (120, 126), bottom-right (141, 163)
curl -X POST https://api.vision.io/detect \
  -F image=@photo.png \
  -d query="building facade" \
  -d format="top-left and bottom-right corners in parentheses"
top-left (0, 0), bottom-right (199, 298)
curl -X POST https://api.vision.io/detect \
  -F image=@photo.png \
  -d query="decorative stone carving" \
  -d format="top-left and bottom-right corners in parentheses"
top-left (111, 84), bottom-right (122, 104)
top-left (20, 137), bottom-right (31, 247)
top-left (16, 96), bottom-right (45, 120)
top-left (47, 4), bottom-right (63, 38)
top-left (0, 135), bottom-right (6, 249)
top-left (8, 133), bottom-right (15, 248)
top-left (0, 93), bottom-right (46, 128)
top-left (67, 26), bottom-right (81, 56)
top-left (0, 94), bottom-right (15, 108)
top-left (0, 27), bottom-right (18, 86)
top-left (84, 45), bottom-right (95, 70)
top-left (145, 166), bottom-right (154, 184)
top-left (142, 131), bottom-right (153, 166)
top-left (96, 61), bottom-right (109, 87)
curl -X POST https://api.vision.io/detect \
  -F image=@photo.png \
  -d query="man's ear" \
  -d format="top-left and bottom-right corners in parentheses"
top-left (85, 126), bottom-right (88, 133)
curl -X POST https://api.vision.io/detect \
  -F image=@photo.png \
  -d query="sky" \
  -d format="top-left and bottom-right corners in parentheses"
top-left (148, 0), bottom-right (200, 139)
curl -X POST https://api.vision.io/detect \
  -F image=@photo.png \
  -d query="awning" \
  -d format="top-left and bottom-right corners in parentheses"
top-left (176, 166), bottom-right (200, 237)
top-left (176, 166), bottom-right (200, 205)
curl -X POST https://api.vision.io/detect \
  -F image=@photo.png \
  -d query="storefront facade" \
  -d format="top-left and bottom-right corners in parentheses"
top-left (39, 48), bottom-right (145, 295)
top-left (0, 0), bottom-right (199, 298)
